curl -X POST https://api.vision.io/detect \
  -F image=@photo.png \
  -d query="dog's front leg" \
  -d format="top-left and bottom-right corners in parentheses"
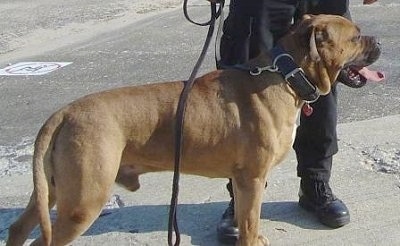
top-left (233, 174), bottom-right (270, 246)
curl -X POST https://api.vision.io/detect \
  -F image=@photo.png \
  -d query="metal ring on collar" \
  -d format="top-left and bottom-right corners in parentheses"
top-left (304, 88), bottom-right (321, 104)
top-left (272, 53), bottom-right (294, 68)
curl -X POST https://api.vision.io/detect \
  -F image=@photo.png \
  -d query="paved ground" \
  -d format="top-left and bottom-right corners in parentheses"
top-left (0, 0), bottom-right (399, 245)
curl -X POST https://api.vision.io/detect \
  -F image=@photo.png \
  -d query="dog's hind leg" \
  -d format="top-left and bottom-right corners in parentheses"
top-left (46, 198), bottom-right (109, 246)
top-left (50, 172), bottom-right (117, 243)
top-left (7, 185), bottom-right (56, 246)
top-left (33, 139), bottom-right (122, 245)
top-left (35, 175), bottom-right (116, 245)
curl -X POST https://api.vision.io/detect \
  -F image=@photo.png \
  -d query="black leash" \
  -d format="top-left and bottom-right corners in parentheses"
top-left (168, 1), bottom-right (224, 246)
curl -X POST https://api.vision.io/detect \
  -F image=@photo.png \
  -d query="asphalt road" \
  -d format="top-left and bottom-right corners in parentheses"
top-left (0, 0), bottom-right (400, 147)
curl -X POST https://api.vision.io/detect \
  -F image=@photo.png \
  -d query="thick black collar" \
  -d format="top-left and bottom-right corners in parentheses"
top-left (269, 46), bottom-right (320, 103)
top-left (218, 46), bottom-right (320, 103)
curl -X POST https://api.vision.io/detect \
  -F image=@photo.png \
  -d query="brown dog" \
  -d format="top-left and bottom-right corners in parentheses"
top-left (7, 15), bottom-right (381, 246)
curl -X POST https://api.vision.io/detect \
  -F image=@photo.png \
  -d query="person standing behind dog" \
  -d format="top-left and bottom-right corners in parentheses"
top-left (213, 0), bottom-right (379, 244)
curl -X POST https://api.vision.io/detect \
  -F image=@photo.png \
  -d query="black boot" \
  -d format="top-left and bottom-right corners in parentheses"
top-left (217, 199), bottom-right (239, 244)
top-left (299, 179), bottom-right (350, 228)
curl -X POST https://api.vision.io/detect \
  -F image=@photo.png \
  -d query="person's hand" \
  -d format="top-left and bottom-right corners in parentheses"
top-left (363, 0), bottom-right (377, 4)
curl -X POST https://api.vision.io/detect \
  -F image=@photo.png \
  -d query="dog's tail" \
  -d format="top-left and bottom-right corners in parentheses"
top-left (32, 108), bottom-right (66, 245)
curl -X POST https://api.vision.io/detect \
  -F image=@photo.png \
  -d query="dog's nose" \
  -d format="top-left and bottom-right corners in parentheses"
top-left (366, 36), bottom-right (380, 45)
top-left (372, 37), bottom-right (381, 48)
top-left (366, 36), bottom-right (381, 64)
top-left (375, 38), bottom-right (382, 47)
top-left (367, 36), bottom-right (381, 49)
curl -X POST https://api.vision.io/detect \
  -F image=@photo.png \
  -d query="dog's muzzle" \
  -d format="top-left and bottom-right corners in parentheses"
top-left (338, 36), bottom-right (384, 88)
top-left (363, 36), bottom-right (382, 65)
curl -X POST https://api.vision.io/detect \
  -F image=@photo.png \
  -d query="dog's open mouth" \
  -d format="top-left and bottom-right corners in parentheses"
top-left (338, 66), bottom-right (385, 88)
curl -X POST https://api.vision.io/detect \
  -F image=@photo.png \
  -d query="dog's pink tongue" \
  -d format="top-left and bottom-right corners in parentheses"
top-left (358, 67), bottom-right (385, 82)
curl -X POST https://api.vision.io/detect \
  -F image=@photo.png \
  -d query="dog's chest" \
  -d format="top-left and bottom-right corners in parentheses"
top-left (292, 109), bottom-right (301, 144)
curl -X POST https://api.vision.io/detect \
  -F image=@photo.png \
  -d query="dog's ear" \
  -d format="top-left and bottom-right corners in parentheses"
top-left (297, 15), bottom-right (342, 95)
top-left (305, 23), bottom-right (335, 95)
top-left (298, 15), bottom-right (323, 62)
top-left (315, 61), bottom-right (333, 95)
top-left (313, 25), bottom-right (337, 95)
top-left (309, 26), bottom-right (321, 62)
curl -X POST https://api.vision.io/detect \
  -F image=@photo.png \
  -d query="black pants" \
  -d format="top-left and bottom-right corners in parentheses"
top-left (219, 0), bottom-right (349, 197)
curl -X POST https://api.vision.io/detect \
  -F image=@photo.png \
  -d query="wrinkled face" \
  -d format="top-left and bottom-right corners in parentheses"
top-left (294, 14), bottom-right (381, 94)
top-left (310, 14), bottom-right (381, 68)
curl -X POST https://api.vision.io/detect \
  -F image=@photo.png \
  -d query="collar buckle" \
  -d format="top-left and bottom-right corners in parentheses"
top-left (284, 67), bottom-right (304, 81)
top-left (270, 46), bottom-right (320, 103)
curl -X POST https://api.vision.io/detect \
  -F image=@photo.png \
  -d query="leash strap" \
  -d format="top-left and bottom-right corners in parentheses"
top-left (183, 0), bottom-right (223, 26)
top-left (214, 1), bottom-right (225, 67)
top-left (168, 1), bottom-right (224, 245)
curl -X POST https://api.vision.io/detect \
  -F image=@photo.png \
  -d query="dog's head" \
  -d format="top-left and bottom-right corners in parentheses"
top-left (281, 14), bottom-right (381, 95)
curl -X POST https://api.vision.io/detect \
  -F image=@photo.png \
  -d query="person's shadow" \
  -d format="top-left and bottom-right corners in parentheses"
top-left (0, 201), bottom-right (328, 245)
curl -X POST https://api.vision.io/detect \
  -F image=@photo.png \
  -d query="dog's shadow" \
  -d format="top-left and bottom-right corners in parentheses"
top-left (0, 201), bottom-right (328, 245)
